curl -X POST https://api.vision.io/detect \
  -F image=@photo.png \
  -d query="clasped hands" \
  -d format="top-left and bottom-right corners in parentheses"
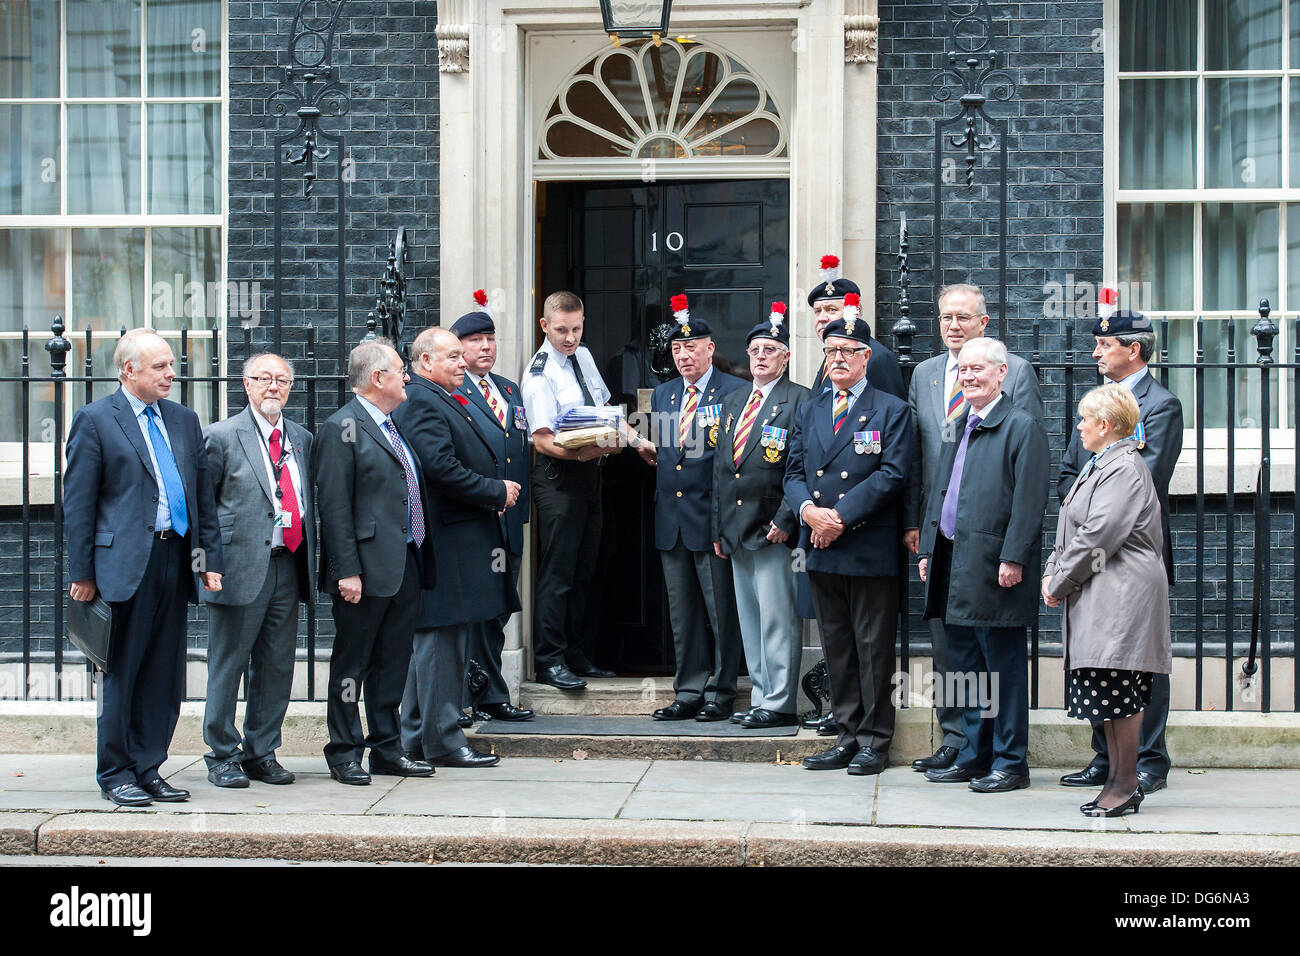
top-left (803, 506), bottom-right (844, 549)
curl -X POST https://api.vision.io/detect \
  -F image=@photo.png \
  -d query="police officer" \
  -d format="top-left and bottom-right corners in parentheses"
top-left (521, 291), bottom-right (656, 689)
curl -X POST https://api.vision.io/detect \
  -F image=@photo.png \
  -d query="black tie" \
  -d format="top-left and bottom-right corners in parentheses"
top-left (568, 354), bottom-right (595, 405)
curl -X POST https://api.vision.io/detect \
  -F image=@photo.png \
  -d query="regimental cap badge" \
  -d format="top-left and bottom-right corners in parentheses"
top-left (843, 292), bottom-right (861, 337)
top-left (671, 293), bottom-right (692, 338)
top-left (1098, 286), bottom-right (1117, 333)
top-left (768, 300), bottom-right (787, 337)
top-left (819, 254), bottom-right (840, 298)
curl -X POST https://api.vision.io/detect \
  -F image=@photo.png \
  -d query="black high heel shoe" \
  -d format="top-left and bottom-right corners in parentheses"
top-left (1079, 798), bottom-right (1100, 812)
top-left (1081, 788), bottom-right (1143, 817)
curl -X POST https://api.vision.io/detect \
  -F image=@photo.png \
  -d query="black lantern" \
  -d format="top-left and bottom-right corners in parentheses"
top-left (600, 0), bottom-right (673, 43)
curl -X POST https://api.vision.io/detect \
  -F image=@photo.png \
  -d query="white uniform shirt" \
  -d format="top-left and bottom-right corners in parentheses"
top-left (520, 340), bottom-right (611, 438)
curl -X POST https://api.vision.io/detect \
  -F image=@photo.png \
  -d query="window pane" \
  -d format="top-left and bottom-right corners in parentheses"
top-left (70, 229), bottom-right (145, 334)
top-left (1165, 318), bottom-right (1279, 427)
top-left (1119, 79), bottom-right (1196, 189)
top-left (1206, 0), bottom-right (1282, 71)
top-left (1289, 205), bottom-right (1300, 307)
top-left (150, 227), bottom-right (220, 331)
top-left (1291, 0), bottom-right (1300, 63)
top-left (0, 338), bottom-right (56, 442)
top-left (148, 103), bottom-right (220, 214)
top-left (67, 0), bottom-right (141, 97)
top-left (67, 104), bottom-right (141, 215)
top-left (0, 0), bottom-right (61, 98)
top-left (69, 335), bottom-right (123, 411)
top-left (1206, 78), bottom-right (1281, 188)
top-left (1203, 202), bottom-right (1279, 311)
top-left (148, 0), bottom-right (221, 97)
top-left (0, 105), bottom-right (61, 215)
top-left (0, 230), bottom-right (66, 333)
top-left (1117, 203), bottom-right (1195, 311)
top-left (165, 334), bottom-right (215, 425)
top-left (1120, 0), bottom-right (1197, 71)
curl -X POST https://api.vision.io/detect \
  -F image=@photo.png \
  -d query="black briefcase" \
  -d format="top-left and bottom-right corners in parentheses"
top-left (66, 595), bottom-right (115, 673)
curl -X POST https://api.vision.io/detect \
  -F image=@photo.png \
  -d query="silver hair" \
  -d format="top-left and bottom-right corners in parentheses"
top-left (937, 283), bottom-right (988, 316)
top-left (113, 328), bottom-right (171, 382)
top-left (1114, 330), bottom-right (1156, 363)
top-left (241, 352), bottom-right (295, 380)
top-left (348, 338), bottom-right (396, 392)
top-left (957, 336), bottom-right (1008, 367)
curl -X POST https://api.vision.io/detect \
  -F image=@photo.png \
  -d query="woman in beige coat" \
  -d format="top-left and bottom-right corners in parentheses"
top-left (1042, 383), bottom-right (1172, 817)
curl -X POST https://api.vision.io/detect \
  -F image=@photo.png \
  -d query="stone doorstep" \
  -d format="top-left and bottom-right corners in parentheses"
top-left (14, 812), bottom-right (1300, 865)
top-left (2, 700), bottom-right (1300, 766)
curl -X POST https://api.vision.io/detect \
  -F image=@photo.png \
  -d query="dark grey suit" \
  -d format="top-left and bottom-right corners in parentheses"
top-left (201, 406), bottom-right (315, 769)
top-left (904, 348), bottom-right (1043, 751)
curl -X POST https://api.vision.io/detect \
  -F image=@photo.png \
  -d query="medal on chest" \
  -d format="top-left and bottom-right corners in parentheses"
top-left (854, 430), bottom-right (881, 455)
top-left (761, 424), bottom-right (788, 462)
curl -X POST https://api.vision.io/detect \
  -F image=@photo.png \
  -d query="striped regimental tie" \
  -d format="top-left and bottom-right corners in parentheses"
top-left (679, 385), bottom-right (699, 446)
top-left (480, 377), bottom-right (506, 427)
top-left (832, 389), bottom-right (849, 434)
top-left (945, 375), bottom-right (965, 423)
top-left (731, 390), bottom-right (763, 467)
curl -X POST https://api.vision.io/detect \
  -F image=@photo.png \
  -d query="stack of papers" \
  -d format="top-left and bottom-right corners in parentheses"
top-left (555, 406), bottom-right (623, 430)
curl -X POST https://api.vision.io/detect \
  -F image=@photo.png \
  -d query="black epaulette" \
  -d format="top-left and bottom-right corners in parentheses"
top-left (528, 351), bottom-right (548, 375)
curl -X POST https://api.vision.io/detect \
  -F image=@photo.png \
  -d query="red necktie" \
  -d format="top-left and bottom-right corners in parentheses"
top-left (269, 427), bottom-right (303, 552)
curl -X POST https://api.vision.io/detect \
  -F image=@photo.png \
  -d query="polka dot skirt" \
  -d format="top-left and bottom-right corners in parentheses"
top-left (1066, 668), bottom-right (1153, 723)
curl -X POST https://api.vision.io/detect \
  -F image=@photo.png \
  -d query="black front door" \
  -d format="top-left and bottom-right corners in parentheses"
top-left (536, 178), bottom-right (790, 672)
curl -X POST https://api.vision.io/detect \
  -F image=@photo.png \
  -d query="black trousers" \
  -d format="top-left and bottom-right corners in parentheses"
top-left (464, 554), bottom-right (519, 707)
top-left (659, 540), bottom-right (742, 706)
top-left (402, 624), bottom-right (468, 760)
top-left (98, 534), bottom-right (189, 791)
top-left (809, 571), bottom-right (898, 752)
top-left (324, 545), bottom-right (420, 768)
top-left (1088, 672), bottom-right (1172, 778)
top-left (531, 455), bottom-right (601, 671)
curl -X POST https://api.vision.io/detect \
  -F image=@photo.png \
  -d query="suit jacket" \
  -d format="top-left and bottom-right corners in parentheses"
top-left (393, 374), bottom-right (520, 629)
top-left (1057, 370), bottom-right (1183, 584)
top-left (918, 398), bottom-right (1049, 628)
top-left (314, 395), bottom-right (436, 598)
top-left (782, 380), bottom-right (913, 577)
top-left (200, 406), bottom-right (317, 606)
top-left (711, 375), bottom-right (811, 554)
top-left (457, 369), bottom-right (530, 557)
top-left (904, 349), bottom-right (1044, 530)
top-left (64, 387), bottom-right (224, 604)
top-left (812, 336), bottom-right (906, 401)
top-left (651, 367), bottom-right (747, 552)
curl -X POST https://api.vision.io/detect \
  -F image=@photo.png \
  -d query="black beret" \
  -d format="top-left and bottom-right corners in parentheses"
top-left (1092, 308), bottom-right (1153, 336)
top-left (667, 315), bottom-right (714, 343)
top-left (449, 311), bottom-right (495, 338)
top-left (808, 277), bottom-right (861, 307)
top-left (821, 316), bottom-right (872, 346)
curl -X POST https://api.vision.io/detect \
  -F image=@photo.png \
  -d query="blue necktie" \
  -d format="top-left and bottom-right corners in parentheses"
top-left (145, 406), bottom-right (189, 536)
top-left (939, 413), bottom-right (982, 539)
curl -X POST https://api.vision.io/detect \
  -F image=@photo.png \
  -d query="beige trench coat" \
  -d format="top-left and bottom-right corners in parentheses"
top-left (1044, 438), bottom-right (1172, 674)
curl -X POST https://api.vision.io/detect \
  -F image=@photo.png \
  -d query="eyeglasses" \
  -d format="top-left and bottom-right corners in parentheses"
top-left (938, 312), bottom-right (979, 325)
top-left (250, 375), bottom-right (292, 388)
top-left (746, 345), bottom-right (784, 358)
top-left (822, 345), bottom-right (868, 358)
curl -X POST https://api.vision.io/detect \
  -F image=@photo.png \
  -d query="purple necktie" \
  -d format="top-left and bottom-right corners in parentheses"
top-left (939, 413), bottom-right (982, 539)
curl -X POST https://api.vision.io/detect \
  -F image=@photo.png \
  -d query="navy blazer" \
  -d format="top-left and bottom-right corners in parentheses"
top-left (783, 380), bottom-right (913, 577)
top-left (651, 367), bottom-right (747, 552)
top-left (457, 370), bottom-right (531, 557)
top-left (64, 388), bottom-right (225, 604)
top-left (394, 375), bottom-right (519, 629)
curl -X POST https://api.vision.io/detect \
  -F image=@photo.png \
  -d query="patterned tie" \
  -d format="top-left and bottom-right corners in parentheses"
top-left (268, 427), bottom-right (303, 552)
top-left (945, 369), bottom-right (965, 423)
top-left (832, 390), bottom-right (849, 434)
top-left (679, 384), bottom-right (699, 446)
top-left (939, 413), bottom-right (982, 539)
top-left (480, 377), bottom-right (506, 427)
top-left (732, 390), bottom-right (763, 467)
top-left (144, 406), bottom-right (188, 536)
top-left (382, 417), bottom-right (426, 547)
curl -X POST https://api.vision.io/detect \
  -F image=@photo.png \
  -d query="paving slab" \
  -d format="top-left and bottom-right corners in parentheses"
top-left (619, 788), bottom-right (874, 825)
top-left (875, 778), bottom-right (1127, 831)
top-left (1125, 807), bottom-right (1300, 835)
top-left (0, 790), bottom-right (121, 812)
top-left (0, 754), bottom-right (101, 791)
top-left (442, 757), bottom-right (652, 783)
top-left (0, 812), bottom-right (48, 854)
top-left (636, 759), bottom-right (870, 797)
top-left (370, 777), bottom-right (636, 819)
top-left (128, 769), bottom-right (402, 816)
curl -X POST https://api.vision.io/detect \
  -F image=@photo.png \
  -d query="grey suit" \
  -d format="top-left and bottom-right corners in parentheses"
top-left (904, 348), bottom-right (1043, 750)
top-left (201, 406), bottom-right (316, 768)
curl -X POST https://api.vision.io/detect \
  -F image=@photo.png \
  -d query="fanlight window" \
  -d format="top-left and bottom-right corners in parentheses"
top-left (539, 39), bottom-right (787, 160)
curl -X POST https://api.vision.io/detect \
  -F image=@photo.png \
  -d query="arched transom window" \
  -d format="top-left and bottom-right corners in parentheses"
top-left (538, 39), bottom-right (788, 163)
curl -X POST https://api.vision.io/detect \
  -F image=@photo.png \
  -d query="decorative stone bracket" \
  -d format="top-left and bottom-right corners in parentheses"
top-left (845, 13), bottom-right (879, 64)
top-left (437, 23), bottom-right (470, 73)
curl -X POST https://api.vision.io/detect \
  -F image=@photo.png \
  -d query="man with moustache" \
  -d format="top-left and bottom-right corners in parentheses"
top-left (201, 353), bottom-right (316, 788)
top-left (712, 302), bottom-right (811, 728)
top-left (394, 326), bottom-right (520, 767)
top-left (903, 283), bottom-right (1043, 773)
top-left (1056, 308), bottom-right (1183, 795)
top-left (784, 303), bottom-right (913, 774)
top-left (315, 339), bottom-right (436, 784)
top-left (649, 294), bottom-right (747, 721)
top-left (452, 299), bottom-right (534, 722)
top-left (807, 255), bottom-right (905, 399)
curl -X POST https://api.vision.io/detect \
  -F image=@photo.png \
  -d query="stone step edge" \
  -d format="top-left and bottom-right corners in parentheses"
top-left (6, 812), bottom-right (1298, 866)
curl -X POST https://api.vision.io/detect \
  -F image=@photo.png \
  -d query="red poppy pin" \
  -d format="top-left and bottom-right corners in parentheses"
top-left (453, 394), bottom-right (469, 406)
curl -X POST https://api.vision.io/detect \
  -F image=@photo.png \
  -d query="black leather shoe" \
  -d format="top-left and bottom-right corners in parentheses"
top-left (730, 708), bottom-right (754, 724)
top-left (1137, 771), bottom-right (1167, 794)
top-left (802, 743), bottom-right (860, 770)
top-left (811, 714), bottom-right (839, 736)
top-left (969, 770), bottom-right (1031, 793)
top-left (101, 783), bottom-right (152, 807)
top-left (911, 745), bottom-right (960, 772)
top-left (207, 759), bottom-right (250, 789)
top-left (536, 664), bottom-right (587, 690)
top-left (695, 702), bottom-right (731, 722)
top-left (479, 701), bottom-right (535, 721)
top-left (140, 777), bottom-right (189, 802)
top-left (847, 747), bottom-right (888, 776)
top-left (369, 753), bottom-right (436, 777)
top-left (740, 709), bottom-right (799, 729)
top-left (653, 699), bottom-right (702, 720)
top-left (925, 763), bottom-right (987, 783)
top-left (431, 746), bottom-right (500, 768)
top-left (567, 659), bottom-right (616, 678)
top-left (1060, 764), bottom-right (1108, 787)
top-left (457, 711), bottom-right (475, 728)
top-left (329, 760), bottom-right (372, 786)
top-left (242, 756), bottom-right (294, 785)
